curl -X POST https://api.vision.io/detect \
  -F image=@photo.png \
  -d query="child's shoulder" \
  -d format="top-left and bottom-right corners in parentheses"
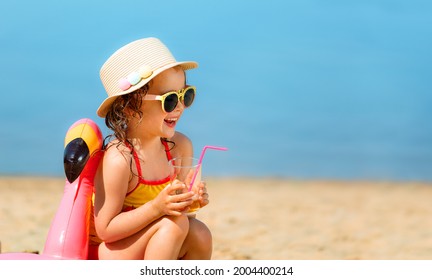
top-left (103, 140), bottom-right (132, 166)
top-left (171, 131), bottom-right (191, 145)
top-left (170, 132), bottom-right (193, 157)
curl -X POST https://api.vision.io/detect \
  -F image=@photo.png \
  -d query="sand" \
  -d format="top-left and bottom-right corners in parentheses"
top-left (1, 176), bottom-right (432, 259)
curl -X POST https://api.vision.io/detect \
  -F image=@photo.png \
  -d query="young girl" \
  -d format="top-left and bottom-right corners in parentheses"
top-left (89, 38), bottom-right (212, 260)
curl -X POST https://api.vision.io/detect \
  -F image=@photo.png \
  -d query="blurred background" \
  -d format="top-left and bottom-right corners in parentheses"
top-left (0, 0), bottom-right (431, 181)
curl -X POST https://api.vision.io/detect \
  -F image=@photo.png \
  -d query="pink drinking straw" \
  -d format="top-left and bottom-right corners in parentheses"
top-left (189, 145), bottom-right (228, 191)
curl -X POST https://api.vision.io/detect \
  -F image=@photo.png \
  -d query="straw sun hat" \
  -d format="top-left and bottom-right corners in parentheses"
top-left (97, 37), bottom-right (198, 117)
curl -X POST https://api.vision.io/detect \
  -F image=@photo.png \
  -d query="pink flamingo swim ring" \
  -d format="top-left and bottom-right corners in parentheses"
top-left (0, 118), bottom-right (103, 260)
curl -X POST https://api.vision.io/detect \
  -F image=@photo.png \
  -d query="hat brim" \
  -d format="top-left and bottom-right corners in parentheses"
top-left (97, 61), bottom-right (197, 117)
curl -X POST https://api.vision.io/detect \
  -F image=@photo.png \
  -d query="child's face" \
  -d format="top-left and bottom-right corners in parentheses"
top-left (136, 67), bottom-right (187, 139)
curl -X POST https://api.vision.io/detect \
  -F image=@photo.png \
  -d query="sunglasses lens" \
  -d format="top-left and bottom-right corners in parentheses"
top-left (164, 93), bottom-right (178, 112)
top-left (183, 87), bottom-right (195, 107)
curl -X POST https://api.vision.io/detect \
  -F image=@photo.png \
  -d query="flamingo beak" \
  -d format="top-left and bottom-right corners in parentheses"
top-left (64, 138), bottom-right (90, 183)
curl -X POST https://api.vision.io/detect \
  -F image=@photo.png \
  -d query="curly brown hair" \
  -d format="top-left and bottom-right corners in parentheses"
top-left (104, 84), bottom-right (150, 144)
top-left (103, 83), bottom-right (175, 180)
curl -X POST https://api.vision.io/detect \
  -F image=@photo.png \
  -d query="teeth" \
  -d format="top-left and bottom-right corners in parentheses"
top-left (166, 118), bottom-right (178, 122)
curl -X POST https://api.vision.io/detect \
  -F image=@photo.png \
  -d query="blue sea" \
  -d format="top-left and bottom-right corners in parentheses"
top-left (0, 1), bottom-right (431, 181)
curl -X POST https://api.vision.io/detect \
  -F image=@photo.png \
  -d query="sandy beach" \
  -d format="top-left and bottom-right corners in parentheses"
top-left (1, 176), bottom-right (432, 260)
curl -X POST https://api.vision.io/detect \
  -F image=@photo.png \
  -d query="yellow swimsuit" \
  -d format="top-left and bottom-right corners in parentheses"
top-left (122, 140), bottom-right (172, 211)
top-left (88, 140), bottom-right (172, 254)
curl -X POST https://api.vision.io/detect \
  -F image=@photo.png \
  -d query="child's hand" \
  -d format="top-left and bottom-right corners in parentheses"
top-left (152, 179), bottom-right (195, 216)
top-left (197, 181), bottom-right (209, 208)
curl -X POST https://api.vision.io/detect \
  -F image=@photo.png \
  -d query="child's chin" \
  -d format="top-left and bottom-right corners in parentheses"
top-left (163, 130), bottom-right (176, 139)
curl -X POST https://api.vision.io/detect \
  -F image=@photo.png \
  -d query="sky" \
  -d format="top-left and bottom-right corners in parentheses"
top-left (0, 0), bottom-right (431, 180)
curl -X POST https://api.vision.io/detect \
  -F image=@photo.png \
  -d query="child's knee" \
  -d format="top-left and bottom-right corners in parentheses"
top-left (191, 219), bottom-right (212, 249)
top-left (160, 215), bottom-right (189, 239)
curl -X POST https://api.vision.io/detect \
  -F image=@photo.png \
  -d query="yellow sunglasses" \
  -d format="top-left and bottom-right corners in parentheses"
top-left (144, 86), bottom-right (196, 113)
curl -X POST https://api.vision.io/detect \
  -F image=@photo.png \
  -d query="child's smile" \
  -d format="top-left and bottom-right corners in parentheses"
top-left (164, 117), bottom-right (178, 128)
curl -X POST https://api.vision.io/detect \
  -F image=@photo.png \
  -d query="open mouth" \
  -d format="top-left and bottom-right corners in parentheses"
top-left (164, 117), bottom-right (178, 127)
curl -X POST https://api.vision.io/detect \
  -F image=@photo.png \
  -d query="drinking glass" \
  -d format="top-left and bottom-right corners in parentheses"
top-left (169, 157), bottom-right (202, 215)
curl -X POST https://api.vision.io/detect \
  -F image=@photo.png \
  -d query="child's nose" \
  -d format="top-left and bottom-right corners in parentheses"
top-left (174, 99), bottom-right (185, 111)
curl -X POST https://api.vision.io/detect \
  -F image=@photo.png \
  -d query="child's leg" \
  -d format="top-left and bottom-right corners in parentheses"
top-left (98, 215), bottom-right (189, 260)
top-left (144, 215), bottom-right (189, 259)
top-left (179, 218), bottom-right (212, 260)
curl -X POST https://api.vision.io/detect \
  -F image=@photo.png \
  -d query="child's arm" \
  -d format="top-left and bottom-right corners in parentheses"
top-left (93, 146), bottom-right (194, 243)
